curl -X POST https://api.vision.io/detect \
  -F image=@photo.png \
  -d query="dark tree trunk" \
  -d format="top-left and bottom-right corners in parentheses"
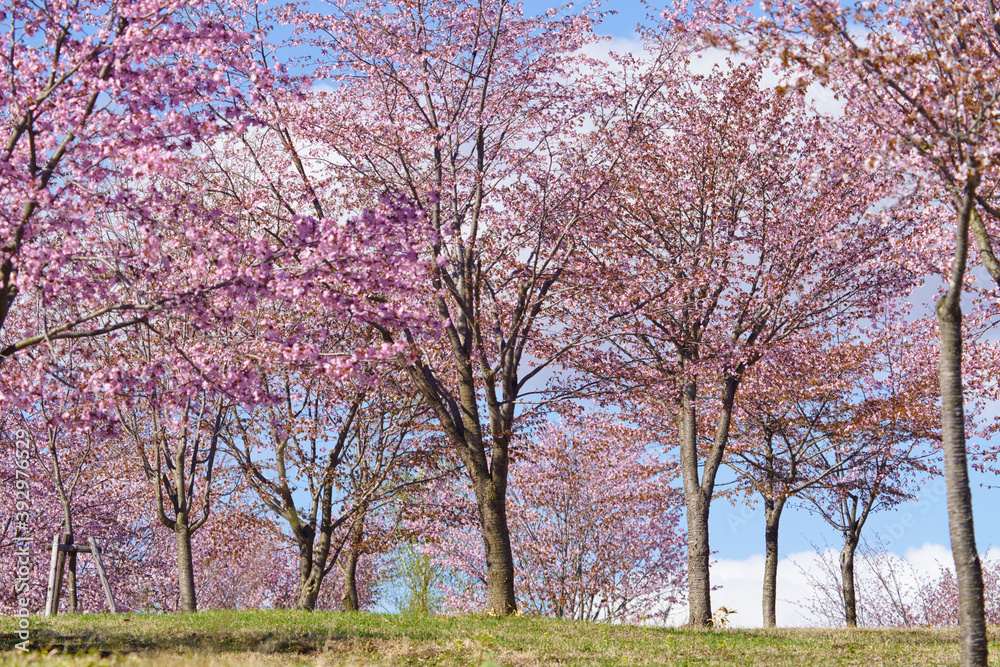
top-left (341, 551), bottom-right (360, 612)
top-left (840, 534), bottom-right (859, 627)
top-left (938, 294), bottom-right (988, 666)
top-left (61, 501), bottom-right (77, 614)
top-left (288, 469), bottom-right (342, 612)
top-left (762, 498), bottom-right (785, 628)
top-left (174, 518), bottom-right (197, 613)
top-left (66, 536), bottom-right (78, 614)
top-left (294, 534), bottom-right (321, 611)
top-left (400, 349), bottom-right (518, 616)
top-left (679, 376), bottom-right (739, 627)
top-left (292, 518), bottom-right (338, 612)
top-left (293, 500), bottom-right (340, 611)
top-left (295, 580), bottom-right (320, 610)
top-left (341, 514), bottom-right (364, 612)
top-left (475, 477), bottom-right (516, 615)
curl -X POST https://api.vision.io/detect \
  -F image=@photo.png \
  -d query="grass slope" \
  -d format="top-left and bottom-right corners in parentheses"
top-left (0, 610), bottom-right (995, 666)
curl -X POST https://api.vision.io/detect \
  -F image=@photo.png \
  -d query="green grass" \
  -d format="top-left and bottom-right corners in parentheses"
top-left (1, 609), bottom-right (997, 666)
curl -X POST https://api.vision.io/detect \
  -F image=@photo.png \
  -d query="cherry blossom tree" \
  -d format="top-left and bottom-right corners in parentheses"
top-left (411, 410), bottom-right (687, 623)
top-left (4, 358), bottom-right (108, 612)
top-left (102, 312), bottom-right (256, 613)
top-left (0, 398), bottom-right (300, 615)
top-left (331, 388), bottom-right (448, 613)
top-left (567, 55), bottom-right (921, 625)
top-left (729, 338), bottom-right (869, 628)
top-left (269, 0), bottom-right (607, 614)
top-left (0, 0), bottom-right (267, 358)
top-left (222, 363), bottom-right (441, 611)
top-left (0, 0), bottom-right (438, 420)
top-left (917, 553), bottom-right (1000, 628)
top-left (799, 539), bottom-right (1000, 628)
top-left (221, 370), bottom-right (362, 611)
top-left (507, 412), bottom-right (687, 622)
top-left (117, 385), bottom-right (229, 613)
top-left (806, 437), bottom-right (938, 627)
top-left (20, 412), bottom-right (115, 614)
top-left (724, 1), bottom-right (1000, 659)
top-left (0, 7), bottom-right (440, 611)
top-left (729, 321), bottom-right (940, 627)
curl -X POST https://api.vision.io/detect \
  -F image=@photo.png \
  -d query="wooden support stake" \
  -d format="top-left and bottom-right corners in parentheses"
top-left (44, 533), bottom-right (119, 615)
top-left (44, 534), bottom-right (60, 617)
top-left (58, 545), bottom-right (92, 554)
top-left (88, 537), bottom-right (117, 613)
top-left (47, 534), bottom-right (70, 616)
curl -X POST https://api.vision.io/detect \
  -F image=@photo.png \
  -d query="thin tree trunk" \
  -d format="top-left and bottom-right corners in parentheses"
top-left (66, 535), bottom-right (77, 614)
top-left (762, 498), bottom-right (785, 628)
top-left (47, 432), bottom-right (78, 614)
top-left (938, 292), bottom-right (988, 665)
top-left (131, 403), bottom-right (224, 616)
top-left (475, 478), bottom-right (516, 615)
top-left (174, 518), bottom-right (197, 613)
top-left (840, 534), bottom-right (859, 627)
top-left (61, 502), bottom-right (77, 614)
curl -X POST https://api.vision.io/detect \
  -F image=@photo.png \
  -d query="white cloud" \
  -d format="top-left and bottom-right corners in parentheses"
top-left (709, 551), bottom-right (818, 628)
top-left (577, 36), bottom-right (645, 65)
top-left (579, 36), bottom-right (843, 118)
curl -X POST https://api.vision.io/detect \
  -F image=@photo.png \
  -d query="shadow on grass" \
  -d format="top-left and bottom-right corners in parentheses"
top-left (0, 627), bottom-right (357, 655)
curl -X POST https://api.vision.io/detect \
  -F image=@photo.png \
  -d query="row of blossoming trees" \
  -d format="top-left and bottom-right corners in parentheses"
top-left (1, 0), bottom-right (1000, 656)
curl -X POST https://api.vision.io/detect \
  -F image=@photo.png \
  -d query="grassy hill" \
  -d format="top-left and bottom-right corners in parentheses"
top-left (0, 609), bottom-right (993, 666)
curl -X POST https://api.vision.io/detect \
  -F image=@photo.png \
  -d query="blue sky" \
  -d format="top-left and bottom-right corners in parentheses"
top-left (522, 0), bottom-right (668, 39)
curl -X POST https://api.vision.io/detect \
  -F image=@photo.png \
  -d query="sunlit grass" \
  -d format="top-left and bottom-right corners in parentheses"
top-left (1, 609), bottom-right (995, 665)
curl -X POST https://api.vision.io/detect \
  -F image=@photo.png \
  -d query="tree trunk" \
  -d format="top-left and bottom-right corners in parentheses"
top-left (840, 534), bottom-right (859, 627)
top-left (395, 297), bottom-right (522, 618)
top-left (294, 535), bottom-right (321, 611)
top-left (684, 491), bottom-right (712, 626)
top-left (62, 500), bottom-right (77, 613)
top-left (174, 519), bottom-right (197, 613)
top-left (475, 478), bottom-right (517, 615)
top-left (56, 468), bottom-right (77, 613)
top-left (938, 295), bottom-right (988, 666)
top-left (341, 514), bottom-right (364, 612)
top-left (678, 379), bottom-right (712, 627)
top-left (341, 551), bottom-right (360, 612)
top-left (340, 550), bottom-right (360, 612)
top-left (399, 336), bottom-right (518, 616)
top-left (762, 498), bottom-right (785, 628)
top-left (295, 576), bottom-right (322, 610)
top-left (66, 535), bottom-right (78, 614)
